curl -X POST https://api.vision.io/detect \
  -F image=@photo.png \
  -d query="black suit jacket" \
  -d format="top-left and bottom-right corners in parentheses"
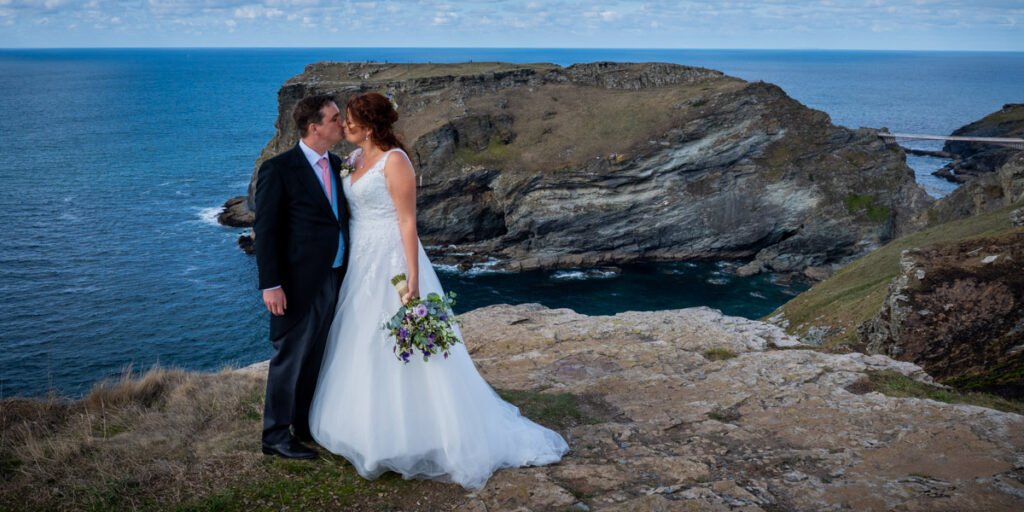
top-left (254, 144), bottom-right (350, 339)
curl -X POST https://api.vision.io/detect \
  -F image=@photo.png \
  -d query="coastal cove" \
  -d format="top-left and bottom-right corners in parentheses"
top-left (2, 48), bottom-right (1023, 399)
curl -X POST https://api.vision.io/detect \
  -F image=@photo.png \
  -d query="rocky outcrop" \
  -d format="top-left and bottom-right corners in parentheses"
top-left (861, 233), bottom-right (1024, 396)
top-left (935, 103), bottom-right (1024, 182)
top-left (929, 152), bottom-right (1024, 224)
top-left (235, 303), bottom-right (1024, 511)
top-left (223, 62), bottom-right (933, 276)
top-left (216, 196), bottom-right (253, 228)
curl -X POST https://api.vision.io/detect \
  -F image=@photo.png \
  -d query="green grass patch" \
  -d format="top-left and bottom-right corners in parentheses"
top-left (498, 388), bottom-right (596, 429)
top-left (848, 370), bottom-right (1024, 414)
top-left (769, 201), bottom-right (1022, 349)
top-left (702, 348), bottom-right (738, 361)
top-left (0, 452), bottom-right (21, 480)
top-left (455, 135), bottom-right (513, 165)
top-left (175, 455), bottom-right (404, 512)
top-left (845, 194), bottom-right (891, 223)
top-left (941, 358), bottom-right (1024, 393)
top-left (236, 389), bottom-right (264, 422)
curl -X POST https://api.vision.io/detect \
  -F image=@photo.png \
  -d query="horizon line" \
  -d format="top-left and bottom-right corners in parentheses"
top-left (2, 46), bottom-right (1023, 53)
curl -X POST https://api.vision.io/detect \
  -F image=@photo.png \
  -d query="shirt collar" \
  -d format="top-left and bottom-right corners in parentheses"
top-left (298, 139), bottom-right (329, 170)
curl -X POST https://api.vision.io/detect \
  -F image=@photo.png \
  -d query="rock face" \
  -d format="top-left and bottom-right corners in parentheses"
top-left (359, 304), bottom-right (1024, 509)
top-left (225, 62), bottom-right (932, 276)
top-left (861, 233), bottom-right (1024, 396)
top-left (929, 152), bottom-right (1024, 225)
top-left (942, 103), bottom-right (1024, 176)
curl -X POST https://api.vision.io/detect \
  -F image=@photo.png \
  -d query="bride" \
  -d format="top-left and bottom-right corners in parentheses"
top-left (308, 92), bottom-right (568, 490)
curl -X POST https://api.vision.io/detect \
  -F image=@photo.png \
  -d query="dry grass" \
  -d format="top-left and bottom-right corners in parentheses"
top-left (0, 366), bottom-right (586, 511)
top-left (0, 365), bottom-right (269, 511)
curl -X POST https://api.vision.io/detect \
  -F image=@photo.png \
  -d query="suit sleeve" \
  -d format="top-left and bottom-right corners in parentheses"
top-left (254, 159), bottom-right (284, 290)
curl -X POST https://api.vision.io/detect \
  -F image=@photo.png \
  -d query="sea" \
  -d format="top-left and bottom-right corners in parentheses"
top-left (1, 48), bottom-right (1022, 398)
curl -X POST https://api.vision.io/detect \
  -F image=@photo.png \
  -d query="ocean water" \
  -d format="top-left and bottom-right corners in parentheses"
top-left (1, 48), bottom-right (1021, 398)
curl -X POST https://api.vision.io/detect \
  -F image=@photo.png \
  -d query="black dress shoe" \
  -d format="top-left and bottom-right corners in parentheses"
top-left (261, 438), bottom-right (317, 459)
top-left (293, 430), bottom-right (314, 443)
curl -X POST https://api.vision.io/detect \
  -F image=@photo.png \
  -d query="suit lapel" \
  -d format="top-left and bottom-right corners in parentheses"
top-left (290, 145), bottom-right (336, 221)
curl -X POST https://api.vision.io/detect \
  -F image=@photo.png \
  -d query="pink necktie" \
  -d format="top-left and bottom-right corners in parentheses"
top-left (317, 157), bottom-right (332, 203)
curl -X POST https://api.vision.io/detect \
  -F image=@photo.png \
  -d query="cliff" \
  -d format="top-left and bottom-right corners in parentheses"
top-left (770, 195), bottom-right (1024, 394)
top-left (222, 61), bottom-right (933, 278)
top-left (3, 305), bottom-right (1022, 510)
top-left (860, 231), bottom-right (1024, 396)
top-left (929, 151), bottom-right (1024, 225)
top-left (938, 103), bottom-right (1024, 180)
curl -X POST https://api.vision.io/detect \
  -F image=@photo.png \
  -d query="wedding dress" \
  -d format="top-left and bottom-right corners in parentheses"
top-left (309, 148), bottom-right (568, 490)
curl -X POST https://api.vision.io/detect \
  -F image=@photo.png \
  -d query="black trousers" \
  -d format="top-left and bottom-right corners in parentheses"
top-left (262, 267), bottom-right (343, 445)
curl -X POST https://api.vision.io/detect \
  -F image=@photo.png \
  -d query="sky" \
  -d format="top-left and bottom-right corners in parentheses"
top-left (0, 0), bottom-right (1022, 50)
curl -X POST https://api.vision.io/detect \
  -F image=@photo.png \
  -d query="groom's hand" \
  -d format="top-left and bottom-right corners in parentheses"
top-left (263, 288), bottom-right (287, 316)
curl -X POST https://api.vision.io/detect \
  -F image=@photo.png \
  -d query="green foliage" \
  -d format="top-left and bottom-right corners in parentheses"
top-left (853, 370), bottom-right (1024, 414)
top-left (454, 135), bottom-right (513, 165)
top-left (702, 348), bottom-right (738, 361)
top-left (942, 359), bottom-right (1024, 393)
top-left (844, 194), bottom-right (890, 222)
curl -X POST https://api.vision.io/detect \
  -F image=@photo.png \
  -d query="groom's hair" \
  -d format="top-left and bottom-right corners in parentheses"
top-left (293, 94), bottom-right (337, 137)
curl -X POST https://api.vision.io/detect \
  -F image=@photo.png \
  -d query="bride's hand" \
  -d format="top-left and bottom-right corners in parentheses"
top-left (401, 285), bottom-right (420, 305)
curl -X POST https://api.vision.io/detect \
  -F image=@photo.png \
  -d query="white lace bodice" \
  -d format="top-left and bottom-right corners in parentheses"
top-left (343, 148), bottom-right (408, 226)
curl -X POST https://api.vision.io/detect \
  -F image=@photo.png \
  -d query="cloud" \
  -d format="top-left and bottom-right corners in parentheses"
top-left (234, 5), bottom-right (285, 19)
top-left (0, 0), bottom-right (1020, 49)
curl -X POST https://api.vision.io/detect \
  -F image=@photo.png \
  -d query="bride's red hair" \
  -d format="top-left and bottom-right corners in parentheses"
top-left (346, 92), bottom-right (409, 154)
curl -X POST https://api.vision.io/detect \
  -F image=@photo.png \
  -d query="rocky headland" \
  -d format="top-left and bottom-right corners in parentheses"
top-left (933, 103), bottom-right (1024, 183)
top-left (221, 61), bottom-right (933, 280)
top-left (4, 304), bottom-right (1022, 511)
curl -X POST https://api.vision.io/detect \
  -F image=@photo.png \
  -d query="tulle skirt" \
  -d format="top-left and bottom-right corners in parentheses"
top-left (309, 219), bottom-right (568, 490)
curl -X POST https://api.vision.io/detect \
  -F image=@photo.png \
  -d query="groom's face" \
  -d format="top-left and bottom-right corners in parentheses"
top-left (311, 101), bottom-right (344, 145)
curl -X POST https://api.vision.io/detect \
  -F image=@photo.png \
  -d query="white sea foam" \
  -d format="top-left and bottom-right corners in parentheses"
top-left (749, 291), bottom-right (767, 299)
top-left (433, 257), bottom-right (511, 276)
top-left (551, 268), bottom-right (619, 281)
top-left (707, 277), bottom-right (730, 285)
top-left (433, 263), bottom-right (461, 274)
top-left (197, 206), bottom-right (224, 226)
top-left (551, 270), bottom-right (587, 280)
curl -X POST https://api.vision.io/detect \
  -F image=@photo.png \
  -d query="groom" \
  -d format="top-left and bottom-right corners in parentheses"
top-left (255, 94), bottom-right (350, 459)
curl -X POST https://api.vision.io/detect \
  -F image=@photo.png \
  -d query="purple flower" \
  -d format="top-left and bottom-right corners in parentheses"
top-left (414, 304), bottom-right (428, 318)
top-left (398, 328), bottom-right (409, 339)
top-left (439, 314), bottom-right (448, 322)
top-left (427, 333), bottom-right (436, 343)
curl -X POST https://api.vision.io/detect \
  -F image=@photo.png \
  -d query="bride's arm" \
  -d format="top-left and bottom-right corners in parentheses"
top-left (384, 152), bottom-right (420, 304)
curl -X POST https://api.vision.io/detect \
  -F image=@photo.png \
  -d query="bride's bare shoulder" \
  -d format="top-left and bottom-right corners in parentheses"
top-left (382, 148), bottom-right (415, 177)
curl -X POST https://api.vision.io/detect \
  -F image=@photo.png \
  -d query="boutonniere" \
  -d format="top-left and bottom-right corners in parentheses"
top-left (339, 158), bottom-right (355, 178)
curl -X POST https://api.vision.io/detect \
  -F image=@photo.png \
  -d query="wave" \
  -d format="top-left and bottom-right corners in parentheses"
top-left (551, 268), bottom-right (619, 281)
top-left (433, 257), bottom-right (511, 277)
top-left (197, 207), bottom-right (224, 227)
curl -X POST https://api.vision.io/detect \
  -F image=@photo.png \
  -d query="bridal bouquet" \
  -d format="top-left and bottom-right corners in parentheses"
top-left (384, 274), bottom-right (462, 363)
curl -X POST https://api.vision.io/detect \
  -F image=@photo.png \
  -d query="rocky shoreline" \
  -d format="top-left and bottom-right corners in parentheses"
top-left (932, 103), bottom-right (1024, 184)
top-left (220, 61), bottom-right (933, 280)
